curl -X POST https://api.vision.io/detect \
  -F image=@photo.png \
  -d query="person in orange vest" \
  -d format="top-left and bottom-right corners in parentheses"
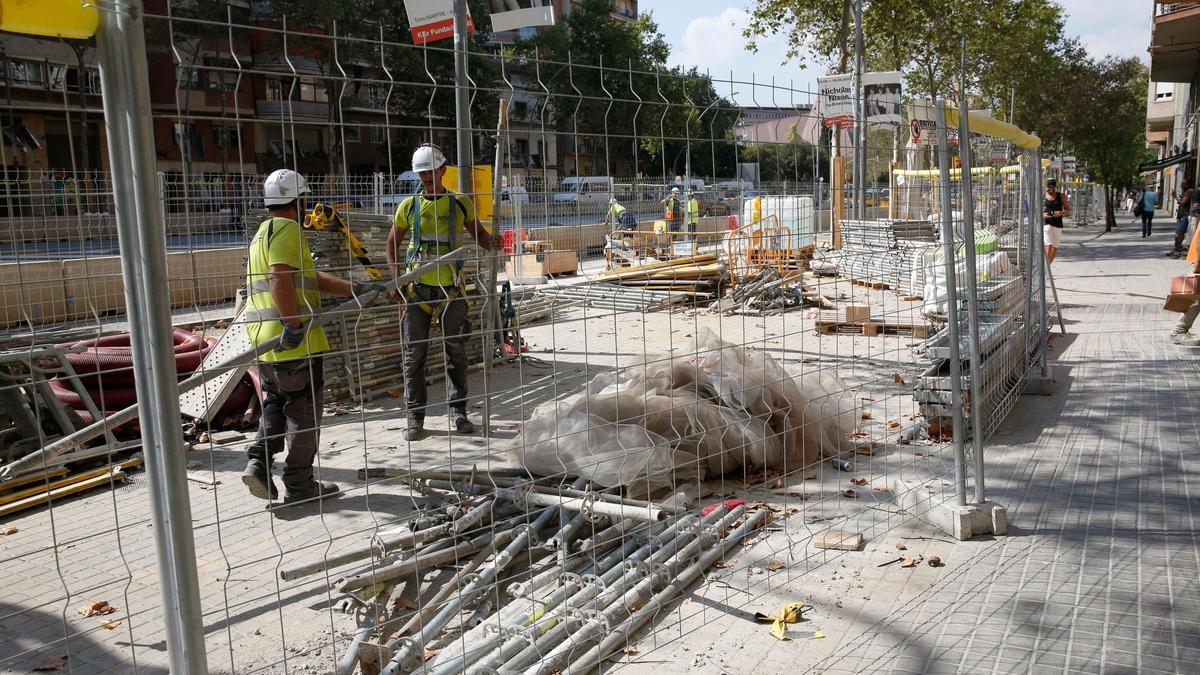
top-left (661, 186), bottom-right (682, 232)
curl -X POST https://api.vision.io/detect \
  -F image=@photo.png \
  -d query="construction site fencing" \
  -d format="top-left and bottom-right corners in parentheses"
top-left (0, 4), bottom-right (1055, 674)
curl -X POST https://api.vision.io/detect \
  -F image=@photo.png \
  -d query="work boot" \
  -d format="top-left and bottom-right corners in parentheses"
top-left (241, 460), bottom-right (278, 500)
top-left (282, 480), bottom-right (341, 505)
top-left (451, 411), bottom-right (475, 435)
top-left (1171, 332), bottom-right (1200, 347)
top-left (404, 416), bottom-right (424, 442)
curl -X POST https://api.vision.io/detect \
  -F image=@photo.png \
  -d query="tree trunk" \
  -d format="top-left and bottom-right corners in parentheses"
top-left (1103, 183), bottom-right (1114, 232)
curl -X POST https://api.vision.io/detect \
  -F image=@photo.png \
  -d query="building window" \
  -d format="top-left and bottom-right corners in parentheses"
top-left (173, 122), bottom-right (205, 160)
top-left (54, 67), bottom-right (101, 95)
top-left (265, 78), bottom-right (285, 101)
top-left (366, 83), bottom-right (389, 107)
top-left (298, 76), bottom-right (328, 103)
top-left (342, 125), bottom-right (361, 143)
top-left (1155, 82), bottom-right (1174, 102)
top-left (212, 126), bottom-right (238, 148)
top-left (176, 65), bottom-right (203, 90)
top-left (6, 59), bottom-right (46, 89)
top-left (2, 123), bottom-right (40, 152)
top-left (369, 125), bottom-right (385, 144)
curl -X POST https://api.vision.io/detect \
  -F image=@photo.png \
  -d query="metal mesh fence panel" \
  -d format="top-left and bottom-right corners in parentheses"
top-left (0, 5), bottom-right (1063, 673)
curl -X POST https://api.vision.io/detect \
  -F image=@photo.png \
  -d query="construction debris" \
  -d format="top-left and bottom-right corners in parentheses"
top-left (711, 268), bottom-right (830, 316)
top-left (754, 602), bottom-right (810, 641)
top-left (815, 530), bottom-right (865, 551)
top-left (536, 283), bottom-right (691, 312)
top-left (510, 330), bottom-right (856, 492)
top-left (280, 469), bottom-right (767, 675)
top-left (597, 252), bottom-right (726, 299)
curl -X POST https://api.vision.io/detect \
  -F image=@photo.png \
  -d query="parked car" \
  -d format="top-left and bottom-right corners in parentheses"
top-left (499, 186), bottom-right (530, 205)
top-left (693, 191), bottom-right (730, 216)
top-left (377, 171), bottom-right (423, 209)
top-left (553, 176), bottom-right (614, 204)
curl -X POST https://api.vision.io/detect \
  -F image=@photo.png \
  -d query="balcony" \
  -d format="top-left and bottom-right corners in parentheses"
top-left (1150, 2), bottom-right (1200, 82)
top-left (255, 99), bottom-right (328, 122)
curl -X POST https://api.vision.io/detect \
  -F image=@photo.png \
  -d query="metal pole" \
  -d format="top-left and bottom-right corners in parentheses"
top-left (1034, 147), bottom-right (1049, 377)
top-left (95, 2), bottom-right (207, 671)
top-left (957, 48), bottom-right (986, 504)
top-left (934, 99), bottom-right (969, 506)
top-left (853, 0), bottom-right (865, 220)
top-left (482, 98), bottom-right (508, 437)
top-left (453, 0), bottom-right (472, 197)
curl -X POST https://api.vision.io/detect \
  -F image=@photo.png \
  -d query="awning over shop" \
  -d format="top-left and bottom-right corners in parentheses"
top-left (1139, 150), bottom-right (1194, 174)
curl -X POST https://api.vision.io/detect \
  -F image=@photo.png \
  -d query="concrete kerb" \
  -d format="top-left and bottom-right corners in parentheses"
top-left (893, 477), bottom-right (1008, 541)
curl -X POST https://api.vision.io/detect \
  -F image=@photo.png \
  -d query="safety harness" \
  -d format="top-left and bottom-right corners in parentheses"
top-left (403, 193), bottom-right (469, 324)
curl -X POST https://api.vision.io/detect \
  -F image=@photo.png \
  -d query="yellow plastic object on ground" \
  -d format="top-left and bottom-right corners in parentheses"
top-left (754, 601), bottom-right (823, 641)
top-left (0, 0), bottom-right (100, 39)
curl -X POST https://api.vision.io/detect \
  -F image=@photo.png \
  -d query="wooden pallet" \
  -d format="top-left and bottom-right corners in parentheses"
top-left (845, 277), bottom-right (890, 290)
top-left (815, 319), bottom-right (929, 338)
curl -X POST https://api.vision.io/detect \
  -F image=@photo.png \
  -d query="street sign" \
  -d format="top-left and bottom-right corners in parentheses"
top-left (863, 71), bottom-right (903, 125)
top-left (403, 0), bottom-right (474, 44)
top-left (1062, 156), bottom-right (1077, 174)
top-left (490, 1), bottom-right (556, 32)
top-left (818, 74), bottom-right (855, 120)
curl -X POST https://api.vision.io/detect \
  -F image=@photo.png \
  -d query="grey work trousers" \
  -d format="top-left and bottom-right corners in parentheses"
top-left (245, 356), bottom-right (324, 490)
top-left (402, 283), bottom-right (470, 419)
top-left (1174, 301), bottom-right (1200, 335)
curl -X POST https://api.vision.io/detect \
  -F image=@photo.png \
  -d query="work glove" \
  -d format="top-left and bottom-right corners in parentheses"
top-left (353, 281), bottom-right (389, 299)
top-left (277, 321), bottom-right (306, 352)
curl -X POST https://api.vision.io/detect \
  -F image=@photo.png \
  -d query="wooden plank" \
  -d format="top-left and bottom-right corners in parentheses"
top-left (0, 467), bottom-right (68, 494)
top-left (0, 469), bottom-right (126, 518)
top-left (0, 459), bottom-right (140, 506)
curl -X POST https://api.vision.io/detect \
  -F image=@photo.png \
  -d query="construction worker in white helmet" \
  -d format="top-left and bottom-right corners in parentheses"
top-left (242, 169), bottom-right (386, 505)
top-left (661, 186), bottom-right (683, 233)
top-left (385, 143), bottom-right (497, 441)
top-left (604, 196), bottom-right (637, 231)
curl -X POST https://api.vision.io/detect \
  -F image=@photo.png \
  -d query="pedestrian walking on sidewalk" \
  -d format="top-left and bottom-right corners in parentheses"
top-left (242, 169), bottom-right (380, 505)
top-left (385, 144), bottom-right (497, 442)
top-left (1043, 178), bottom-right (1070, 265)
top-left (1139, 187), bottom-right (1157, 237)
top-left (1172, 181), bottom-right (1200, 257)
top-left (1170, 223), bottom-right (1200, 346)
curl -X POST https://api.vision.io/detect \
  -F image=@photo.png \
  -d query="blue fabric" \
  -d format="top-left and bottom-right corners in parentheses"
top-left (1142, 191), bottom-right (1158, 211)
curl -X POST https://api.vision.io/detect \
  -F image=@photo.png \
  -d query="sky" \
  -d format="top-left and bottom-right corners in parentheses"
top-left (638, 0), bottom-right (1152, 105)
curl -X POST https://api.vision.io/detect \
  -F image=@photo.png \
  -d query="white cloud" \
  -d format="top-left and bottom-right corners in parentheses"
top-left (674, 8), bottom-right (752, 72)
top-left (1057, 0), bottom-right (1151, 62)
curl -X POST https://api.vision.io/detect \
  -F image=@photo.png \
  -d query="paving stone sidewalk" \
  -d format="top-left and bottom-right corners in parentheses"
top-left (608, 221), bottom-right (1200, 674)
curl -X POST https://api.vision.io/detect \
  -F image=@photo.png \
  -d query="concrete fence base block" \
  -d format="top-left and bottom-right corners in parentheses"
top-left (893, 478), bottom-right (1009, 541)
top-left (1022, 365), bottom-right (1062, 396)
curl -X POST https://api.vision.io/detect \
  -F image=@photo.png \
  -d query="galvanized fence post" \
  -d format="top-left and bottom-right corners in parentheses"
top-left (95, 1), bottom-right (208, 671)
top-left (934, 99), bottom-right (969, 506)
top-left (1033, 147), bottom-right (1050, 377)
top-left (957, 89), bottom-right (987, 505)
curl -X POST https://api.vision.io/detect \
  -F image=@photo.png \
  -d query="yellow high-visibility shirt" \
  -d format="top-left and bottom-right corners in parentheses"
top-left (245, 217), bottom-right (329, 362)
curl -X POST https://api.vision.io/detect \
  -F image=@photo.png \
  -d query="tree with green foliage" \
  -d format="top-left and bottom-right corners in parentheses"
top-left (515, 0), bottom-right (738, 179)
top-left (1022, 56), bottom-right (1152, 231)
top-left (743, 0), bottom-right (1071, 112)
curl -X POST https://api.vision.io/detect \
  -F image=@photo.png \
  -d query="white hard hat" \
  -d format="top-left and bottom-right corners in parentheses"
top-left (609, 197), bottom-right (617, 205)
top-left (412, 144), bottom-right (447, 172)
top-left (671, 187), bottom-right (680, 193)
top-left (263, 169), bottom-right (310, 206)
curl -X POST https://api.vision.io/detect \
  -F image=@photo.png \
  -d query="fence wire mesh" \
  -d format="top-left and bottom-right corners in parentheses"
top-left (0, 4), bottom-right (1071, 673)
